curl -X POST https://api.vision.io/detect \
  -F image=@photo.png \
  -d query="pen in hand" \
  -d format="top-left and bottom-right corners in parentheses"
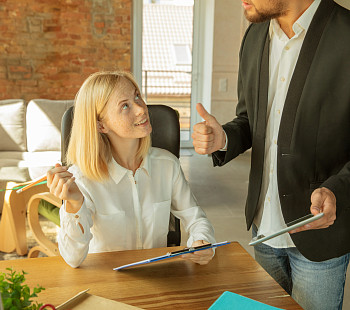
top-left (16, 174), bottom-right (47, 194)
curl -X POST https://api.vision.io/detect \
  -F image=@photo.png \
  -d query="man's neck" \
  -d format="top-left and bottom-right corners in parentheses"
top-left (277, 0), bottom-right (314, 38)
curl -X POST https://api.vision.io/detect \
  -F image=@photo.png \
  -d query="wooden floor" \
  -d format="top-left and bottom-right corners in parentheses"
top-left (0, 215), bottom-right (56, 260)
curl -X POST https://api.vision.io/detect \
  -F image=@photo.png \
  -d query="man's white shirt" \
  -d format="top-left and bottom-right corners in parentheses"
top-left (253, 0), bottom-right (321, 248)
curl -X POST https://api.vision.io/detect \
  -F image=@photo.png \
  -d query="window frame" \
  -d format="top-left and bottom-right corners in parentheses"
top-left (132, 0), bottom-right (215, 148)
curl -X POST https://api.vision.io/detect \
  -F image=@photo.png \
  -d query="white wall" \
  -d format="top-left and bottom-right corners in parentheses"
top-left (210, 0), bottom-right (248, 124)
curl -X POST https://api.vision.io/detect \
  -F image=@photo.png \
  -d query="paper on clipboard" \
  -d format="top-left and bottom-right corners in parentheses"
top-left (56, 289), bottom-right (142, 310)
top-left (114, 241), bottom-right (231, 271)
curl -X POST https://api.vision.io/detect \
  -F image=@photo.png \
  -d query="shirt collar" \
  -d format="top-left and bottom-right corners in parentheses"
top-left (294, 0), bottom-right (321, 34)
top-left (108, 152), bottom-right (151, 185)
top-left (139, 153), bottom-right (151, 177)
top-left (269, 0), bottom-right (321, 40)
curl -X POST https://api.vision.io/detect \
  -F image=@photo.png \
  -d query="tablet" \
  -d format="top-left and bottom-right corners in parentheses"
top-left (114, 241), bottom-right (231, 270)
top-left (249, 212), bottom-right (324, 246)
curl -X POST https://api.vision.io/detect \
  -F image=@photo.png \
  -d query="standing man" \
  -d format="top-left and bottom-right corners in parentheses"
top-left (192, 0), bottom-right (350, 309)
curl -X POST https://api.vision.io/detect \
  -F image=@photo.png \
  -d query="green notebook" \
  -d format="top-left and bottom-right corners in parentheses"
top-left (209, 291), bottom-right (283, 310)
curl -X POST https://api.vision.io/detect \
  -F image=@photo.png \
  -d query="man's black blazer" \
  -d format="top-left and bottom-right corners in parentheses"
top-left (213, 0), bottom-right (350, 261)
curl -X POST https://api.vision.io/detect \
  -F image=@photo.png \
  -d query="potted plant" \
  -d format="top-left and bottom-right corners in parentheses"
top-left (0, 268), bottom-right (45, 310)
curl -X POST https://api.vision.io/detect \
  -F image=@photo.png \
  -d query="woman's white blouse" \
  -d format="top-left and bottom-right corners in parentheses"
top-left (58, 147), bottom-right (216, 267)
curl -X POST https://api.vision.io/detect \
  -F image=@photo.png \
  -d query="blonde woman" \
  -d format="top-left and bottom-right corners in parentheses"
top-left (47, 71), bottom-right (215, 268)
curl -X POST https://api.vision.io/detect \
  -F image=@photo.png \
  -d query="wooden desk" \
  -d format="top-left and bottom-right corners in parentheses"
top-left (0, 242), bottom-right (302, 309)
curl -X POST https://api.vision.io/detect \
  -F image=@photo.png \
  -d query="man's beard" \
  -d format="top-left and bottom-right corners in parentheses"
top-left (244, 1), bottom-right (288, 23)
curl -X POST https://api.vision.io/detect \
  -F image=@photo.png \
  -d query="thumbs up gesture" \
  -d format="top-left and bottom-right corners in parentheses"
top-left (192, 103), bottom-right (226, 155)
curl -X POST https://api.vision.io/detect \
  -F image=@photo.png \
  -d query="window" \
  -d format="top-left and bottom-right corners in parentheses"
top-left (133, 0), bottom-right (214, 147)
top-left (173, 44), bottom-right (192, 65)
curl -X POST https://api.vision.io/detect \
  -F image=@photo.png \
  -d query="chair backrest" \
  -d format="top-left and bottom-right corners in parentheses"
top-left (61, 104), bottom-right (181, 246)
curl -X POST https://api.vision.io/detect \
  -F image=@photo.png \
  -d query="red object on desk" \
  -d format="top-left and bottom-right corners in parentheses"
top-left (39, 305), bottom-right (56, 310)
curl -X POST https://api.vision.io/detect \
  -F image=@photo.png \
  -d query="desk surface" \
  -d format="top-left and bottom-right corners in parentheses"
top-left (0, 242), bottom-right (302, 309)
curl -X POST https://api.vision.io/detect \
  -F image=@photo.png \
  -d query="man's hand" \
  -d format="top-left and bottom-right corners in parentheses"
top-left (181, 240), bottom-right (214, 265)
top-left (192, 103), bottom-right (226, 155)
top-left (290, 187), bottom-right (336, 234)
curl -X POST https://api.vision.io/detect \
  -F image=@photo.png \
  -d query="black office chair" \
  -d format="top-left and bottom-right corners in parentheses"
top-left (27, 104), bottom-right (181, 257)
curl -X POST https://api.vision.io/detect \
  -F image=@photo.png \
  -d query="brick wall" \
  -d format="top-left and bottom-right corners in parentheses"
top-left (0, 0), bottom-right (132, 101)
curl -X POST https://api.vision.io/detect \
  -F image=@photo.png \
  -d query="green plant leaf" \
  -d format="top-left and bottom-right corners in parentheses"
top-left (10, 290), bottom-right (20, 299)
top-left (23, 300), bottom-right (31, 306)
top-left (3, 297), bottom-right (13, 307)
top-left (0, 268), bottom-right (45, 310)
top-left (14, 298), bottom-right (22, 307)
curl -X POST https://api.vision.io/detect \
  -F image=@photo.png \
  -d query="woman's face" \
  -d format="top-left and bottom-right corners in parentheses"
top-left (99, 77), bottom-right (152, 140)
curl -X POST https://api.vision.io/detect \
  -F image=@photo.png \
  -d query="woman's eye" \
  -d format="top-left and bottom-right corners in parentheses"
top-left (122, 103), bottom-right (129, 110)
top-left (135, 94), bottom-right (140, 100)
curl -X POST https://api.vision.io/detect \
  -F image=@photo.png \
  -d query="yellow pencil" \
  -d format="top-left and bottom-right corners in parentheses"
top-left (16, 174), bottom-right (47, 194)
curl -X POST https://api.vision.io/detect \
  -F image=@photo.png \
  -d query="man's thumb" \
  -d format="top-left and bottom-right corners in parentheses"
top-left (196, 103), bottom-right (212, 122)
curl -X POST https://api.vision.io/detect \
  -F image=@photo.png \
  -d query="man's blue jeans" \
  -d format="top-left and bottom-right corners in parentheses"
top-left (252, 226), bottom-right (349, 310)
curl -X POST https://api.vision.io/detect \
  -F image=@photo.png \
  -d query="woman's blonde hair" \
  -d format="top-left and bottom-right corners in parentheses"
top-left (66, 71), bottom-right (151, 181)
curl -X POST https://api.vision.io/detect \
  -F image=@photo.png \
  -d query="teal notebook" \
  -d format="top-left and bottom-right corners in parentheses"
top-left (209, 291), bottom-right (283, 310)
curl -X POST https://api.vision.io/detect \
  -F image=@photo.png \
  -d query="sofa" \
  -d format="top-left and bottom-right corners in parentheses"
top-left (0, 99), bottom-right (74, 213)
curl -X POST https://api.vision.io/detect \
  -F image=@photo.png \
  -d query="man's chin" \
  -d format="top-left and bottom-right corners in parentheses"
top-left (244, 11), bottom-right (272, 23)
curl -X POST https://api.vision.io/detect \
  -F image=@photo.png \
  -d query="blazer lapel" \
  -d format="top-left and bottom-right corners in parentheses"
top-left (256, 34), bottom-right (270, 139)
top-left (246, 25), bottom-right (270, 227)
top-left (278, 0), bottom-right (335, 150)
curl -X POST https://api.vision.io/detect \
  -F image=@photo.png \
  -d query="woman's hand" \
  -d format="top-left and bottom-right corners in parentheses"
top-left (47, 163), bottom-right (84, 213)
top-left (181, 240), bottom-right (214, 265)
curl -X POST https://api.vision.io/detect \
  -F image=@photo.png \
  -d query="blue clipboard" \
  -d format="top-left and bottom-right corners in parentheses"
top-left (113, 241), bottom-right (231, 271)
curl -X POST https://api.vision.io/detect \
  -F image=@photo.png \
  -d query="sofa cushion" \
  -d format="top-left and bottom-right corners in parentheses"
top-left (0, 151), bottom-right (61, 179)
top-left (26, 99), bottom-right (74, 152)
top-left (24, 151), bottom-right (61, 179)
top-left (0, 151), bottom-right (26, 166)
top-left (0, 99), bottom-right (26, 151)
top-left (0, 166), bottom-right (30, 213)
top-left (0, 166), bottom-right (30, 184)
top-left (0, 151), bottom-right (61, 212)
